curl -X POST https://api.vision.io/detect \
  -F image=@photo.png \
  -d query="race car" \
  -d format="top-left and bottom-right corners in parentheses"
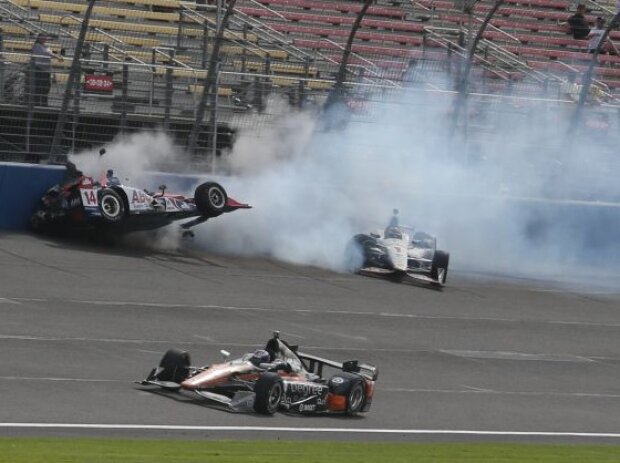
top-left (30, 162), bottom-right (250, 235)
top-left (138, 331), bottom-right (378, 415)
top-left (346, 224), bottom-right (450, 286)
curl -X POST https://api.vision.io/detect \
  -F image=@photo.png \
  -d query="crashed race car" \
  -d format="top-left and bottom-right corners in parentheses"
top-left (346, 217), bottom-right (450, 286)
top-left (30, 157), bottom-right (250, 235)
top-left (138, 331), bottom-right (378, 415)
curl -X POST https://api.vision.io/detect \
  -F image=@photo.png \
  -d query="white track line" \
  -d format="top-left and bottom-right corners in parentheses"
top-left (1, 423), bottom-right (620, 438)
top-left (4, 297), bottom-right (620, 328)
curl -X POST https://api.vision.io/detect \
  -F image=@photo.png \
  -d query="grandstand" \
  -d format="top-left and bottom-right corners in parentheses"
top-left (0, 0), bottom-right (618, 162)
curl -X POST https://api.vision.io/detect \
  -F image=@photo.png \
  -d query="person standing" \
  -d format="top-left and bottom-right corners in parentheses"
top-left (587, 17), bottom-right (619, 54)
top-left (30, 33), bottom-right (63, 106)
top-left (565, 4), bottom-right (591, 39)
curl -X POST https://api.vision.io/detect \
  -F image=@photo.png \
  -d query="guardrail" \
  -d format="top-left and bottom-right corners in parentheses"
top-left (0, 162), bottom-right (66, 229)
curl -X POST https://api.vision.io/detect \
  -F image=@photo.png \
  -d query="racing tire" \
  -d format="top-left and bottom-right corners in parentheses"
top-left (98, 189), bottom-right (125, 224)
top-left (430, 250), bottom-right (450, 285)
top-left (157, 349), bottom-right (191, 383)
top-left (328, 372), bottom-right (366, 416)
top-left (194, 182), bottom-right (227, 218)
top-left (344, 238), bottom-right (364, 273)
top-left (345, 381), bottom-right (366, 416)
top-left (253, 373), bottom-right (283, 415)
top-left (30, 212), bottom-right (47, 234)
top-left (344, 234), bottom-right (372, 273)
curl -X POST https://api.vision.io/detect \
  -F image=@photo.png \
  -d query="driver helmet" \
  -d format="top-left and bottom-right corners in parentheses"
top-left (385, 227), bottom-right (402, 239)
top-left (249, 349), bottom-right (270, 366)
top-left (106, 169), bottom-right (120, 185)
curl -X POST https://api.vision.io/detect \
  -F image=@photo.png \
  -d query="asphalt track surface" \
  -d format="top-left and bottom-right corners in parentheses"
top-left (1, 232), bottom-right (620, 443)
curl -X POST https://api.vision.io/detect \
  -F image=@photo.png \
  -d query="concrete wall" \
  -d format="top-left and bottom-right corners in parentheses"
top-left (0, 163), bottom-right (66, 230)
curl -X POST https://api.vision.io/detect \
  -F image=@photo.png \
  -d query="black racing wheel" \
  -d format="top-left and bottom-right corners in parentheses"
top-left (98, 189), bottom-right (125, 223)
top-left (431, 250), bottom-right (450, 285)
top-left (194, 182), bottom-right (227, 218)
top-left (253, 373), bottom-right (283, 415)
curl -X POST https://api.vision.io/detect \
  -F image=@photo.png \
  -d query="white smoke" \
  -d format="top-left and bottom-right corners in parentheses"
top-left (68, 85), bottom-right (620, 289)
top-left (196, 89), bottom-right (620, 287)
top-left (69, 131), bottom-right (181, 181)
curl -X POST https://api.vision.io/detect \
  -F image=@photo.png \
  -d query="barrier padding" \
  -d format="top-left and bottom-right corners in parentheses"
top-left (0, 163), bottom-right (67, 230)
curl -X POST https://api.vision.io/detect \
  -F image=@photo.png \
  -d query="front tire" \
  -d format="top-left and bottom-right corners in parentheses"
top-left (431, 250), bottom-right (449, 285)
top-left (345, 382), bottom-right (365, 416)
top-left (328, 373), bottom-right (366, 416)
top-left (253, 373), bottom-right (283, 415)
top-left (344, 238), bottom-right (364, 273)
top-left (99, 189), bottom-right (125, 223)
top-left (344, 234), bottom-right (372, 273)
top-left (194, 182), bottom-right (227, 218)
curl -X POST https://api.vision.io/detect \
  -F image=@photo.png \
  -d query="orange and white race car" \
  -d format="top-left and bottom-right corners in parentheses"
top-left (139, 331), bottom-right (378, 415)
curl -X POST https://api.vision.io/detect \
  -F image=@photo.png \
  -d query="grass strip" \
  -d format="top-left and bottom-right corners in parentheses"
top-left (1, 438), bottom-right (620, 463)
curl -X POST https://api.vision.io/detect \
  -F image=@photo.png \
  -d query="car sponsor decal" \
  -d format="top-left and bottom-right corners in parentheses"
top-left (131, 190), bottom-right (148, 205)
top-left (285, 382), bottom-right (325, 396)
top-left (299, 404), bottom-right (316, 412)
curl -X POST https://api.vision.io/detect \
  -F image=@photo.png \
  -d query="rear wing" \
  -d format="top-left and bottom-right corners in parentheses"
top-left (298, 352), bottom-right (378, 381)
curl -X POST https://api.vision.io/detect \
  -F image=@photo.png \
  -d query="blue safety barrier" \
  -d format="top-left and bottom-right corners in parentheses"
top-left (0, 163), bottom-right (66, 230)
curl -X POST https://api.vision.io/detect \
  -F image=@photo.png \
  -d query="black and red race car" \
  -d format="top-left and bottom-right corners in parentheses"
top-left (139, 331), bottom-right (378, 415)
top-left (30, 161), bottom-right (250, 235)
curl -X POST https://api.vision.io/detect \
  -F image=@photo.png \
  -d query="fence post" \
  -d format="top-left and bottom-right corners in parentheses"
top-left (150, 48), bottom-right (156, 114)
top-left (187, 0), bottom-right (238, 156)
top-left (120, 60), bottom-right (128, 133)
top-left (569, 10), bottom-right (620, 135)
top-left (450, 0), bottom-right (504, 140)
top-left (297, 79), bottom-right (305, 109)
top-left (177, 8), bottom-right (184, 50)
top-left (71, 66), bottom-right (82, 154)
top-left (50, 0), bottom-right (97, 162)
top-left (202, 20), bottom-right (209, 69)
top-left (102, 44), bottom-right (109, 72)
top-left (26, 60), bottom-right (34, 158)
top-left (324, 0), bottom-right (373, 109)
top-left (0, 34), bottom-right (4, 104)
top-left (211, 65), bottom-right (220, 172)
top-left (164, 56), bottom-right (174, 130)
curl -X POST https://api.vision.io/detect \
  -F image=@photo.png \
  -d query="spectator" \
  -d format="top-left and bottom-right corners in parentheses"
top-left (563, 4), bottom-right (591, 39)
top-left (30, 33), bottom-right (63, 106)
top-left (587, 17), bottom-right (619, 54)
top-left (560, 72), bottom-right (580, 102)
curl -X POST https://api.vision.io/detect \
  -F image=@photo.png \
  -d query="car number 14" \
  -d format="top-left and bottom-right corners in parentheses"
top-left (81, 188), bottom-right (98, 206)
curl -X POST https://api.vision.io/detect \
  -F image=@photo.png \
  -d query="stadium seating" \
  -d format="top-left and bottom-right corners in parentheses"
top-left (2, 0), bottom-right (620, 94)
top-left (0, 23), bottom-right (32, 36)
top-left (253, 0), bottom-right (407, 20)
top-left (105, 0), bottom-right (182, 7)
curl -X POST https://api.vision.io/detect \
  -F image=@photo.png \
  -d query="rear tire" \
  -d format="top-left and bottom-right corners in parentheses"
top-left (431, 250), bottom-right (449, 285)
top-left (30, 212), bottom-right (46, 233)
top-left (194, 182), bottom-right (227, 218)
top-left (157, 349), bottom-right (191, 383)
top-left (253, 373), bottom-right (283, 415)
top-left (99, 189), bottom-right (125, 224)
